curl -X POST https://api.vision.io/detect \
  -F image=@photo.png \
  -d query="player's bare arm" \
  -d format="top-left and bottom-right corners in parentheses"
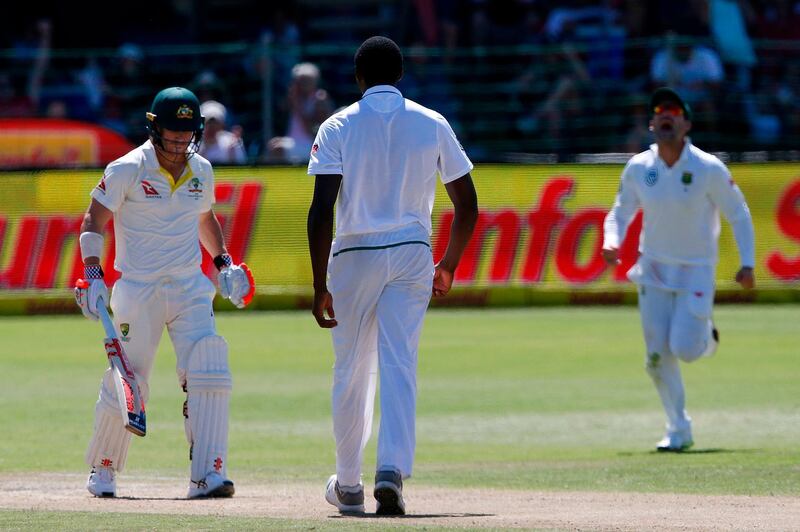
top-left (307, 174), bottom-right (342, 327)
top-left (434, 173), bottom-right (478, 297)
top-left (80, 199), bottom-right (113, 264)
top-left (198, 209), bottom-right (226, 258)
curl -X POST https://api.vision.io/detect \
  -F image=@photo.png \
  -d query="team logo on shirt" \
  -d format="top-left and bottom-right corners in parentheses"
top-left (187, 177), bottom-right (204, 199)
top-left (96, 177), bottom-right (107, 194)
top-left (141, 180), bottom-right (161, 198)
top-left (681, 172), bottom-right (693, 185)
top-left (120, 323), bottom-right (131, 342)
top-left (645, 168), bottom-right (658, 186)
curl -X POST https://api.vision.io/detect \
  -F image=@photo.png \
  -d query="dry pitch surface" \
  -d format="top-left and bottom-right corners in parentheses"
top-left (2, 473), bottom-right (799, 531)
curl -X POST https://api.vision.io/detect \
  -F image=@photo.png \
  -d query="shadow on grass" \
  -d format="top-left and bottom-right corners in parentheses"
top-left (617, 448), bottom-right (759, 457)
top-left (331, 512), bottom-right (494, 519)
top-left (114, 496), bottom-right (186, 501)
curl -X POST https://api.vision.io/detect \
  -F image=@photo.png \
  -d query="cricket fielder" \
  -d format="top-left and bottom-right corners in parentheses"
top-left (74, 87), bottom-right (254, 497)
top-left (307, 36), bottom-right (478, 515)
top-left (602, 87), bottom-right (755, 452)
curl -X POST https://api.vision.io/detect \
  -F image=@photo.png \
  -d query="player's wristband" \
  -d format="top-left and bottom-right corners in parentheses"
top-left (213, 253), bottom-right (233, 271)
top-left (84, 264), bottom-right (104, 279)
top-left (79, 231), bottom-right (104, 261)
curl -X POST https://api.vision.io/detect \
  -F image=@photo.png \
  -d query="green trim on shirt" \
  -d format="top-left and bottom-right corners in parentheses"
top-left (332, 240), bottom-right (431, 257)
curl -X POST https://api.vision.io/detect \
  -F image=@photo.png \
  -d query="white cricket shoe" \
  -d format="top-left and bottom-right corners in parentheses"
top-left (187, 472), bottom-right (235, 499)
top-left (656, 429), bottom-right (694, 452)
top-left (87, 466), bottom-right (116, 498)
top-left (325, 474), bottom-right (365, 514)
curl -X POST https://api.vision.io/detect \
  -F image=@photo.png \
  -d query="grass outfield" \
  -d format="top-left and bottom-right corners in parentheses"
top-left (1, 305), bottom-right (798, 525)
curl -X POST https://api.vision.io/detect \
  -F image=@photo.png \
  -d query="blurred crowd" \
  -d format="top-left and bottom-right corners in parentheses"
top-left (3, 0), bottom-right (800, 162)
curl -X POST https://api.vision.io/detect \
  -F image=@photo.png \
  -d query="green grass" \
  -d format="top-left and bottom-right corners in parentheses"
top-left (1, 305), bottom-right (798, 504)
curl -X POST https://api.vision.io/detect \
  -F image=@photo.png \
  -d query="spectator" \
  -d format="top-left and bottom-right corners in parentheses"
top-left (103, 43), bottom-right (152, 141)
top-left (650, 33), bottom-right (724, 130)
top-left (198, 100), bottom-right (247, 164)
top-left (515, 43), bottom-right (590, 146)
top-left (4, 19), bottom-right (51, 117)
top-left (265, 62), bottom-right (334, 163)
top-left (192, 70), bottom-right (229, 105)
top-left (709, 0), bottom-right (757, 91)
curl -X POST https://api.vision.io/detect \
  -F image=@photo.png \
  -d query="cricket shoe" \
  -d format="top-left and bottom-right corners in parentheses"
top-left (656, 429), bottom-right (694, 452)
top-left (325, 474), bottom-right (365, 514)
top-left (374, 469), bottom-right (405, 516)
top-left (701, 320), bottom-right (720, 358)
top-left (87, 466), bottom-right (116, 498)
top-left (188, 472), bottom-right (235, 499)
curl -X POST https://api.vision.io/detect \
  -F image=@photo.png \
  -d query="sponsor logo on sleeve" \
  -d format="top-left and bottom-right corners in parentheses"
top-left (311, 143), bottom-right (319, 154)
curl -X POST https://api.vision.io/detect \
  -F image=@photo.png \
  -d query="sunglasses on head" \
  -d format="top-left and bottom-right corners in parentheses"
top-left (653, 103), bottom-right (684, 117)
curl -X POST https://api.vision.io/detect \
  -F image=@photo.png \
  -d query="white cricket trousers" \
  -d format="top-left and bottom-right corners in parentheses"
top-left (327, 224), bottom-right (434, 487)
top-left (87, 270), bottom-right (217, 470)
top-left (637, 283), bottom-right (714, 434)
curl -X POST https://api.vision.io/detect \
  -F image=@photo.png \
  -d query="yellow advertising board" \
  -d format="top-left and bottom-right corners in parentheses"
top-left (0, 164), bottom-right (798, 313)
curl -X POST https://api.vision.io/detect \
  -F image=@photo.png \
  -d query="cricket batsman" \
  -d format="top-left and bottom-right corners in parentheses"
top-left (74, 87), bottom-right (254, 497)
top-left (602, 87), bottom-right (755, 452)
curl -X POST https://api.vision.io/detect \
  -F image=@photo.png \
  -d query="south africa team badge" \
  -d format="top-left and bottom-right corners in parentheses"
top-left (645, 168), bottom-right (658, 186)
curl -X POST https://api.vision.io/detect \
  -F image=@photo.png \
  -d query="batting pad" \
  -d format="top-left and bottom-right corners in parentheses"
top-left (85, 400), bottom-right (133, 472)
top-left (186, 335), bottom-right (232, 483)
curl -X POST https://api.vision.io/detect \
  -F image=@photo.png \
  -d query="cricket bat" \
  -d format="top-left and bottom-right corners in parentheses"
top-left (96, 297), bottom-right (147, 437)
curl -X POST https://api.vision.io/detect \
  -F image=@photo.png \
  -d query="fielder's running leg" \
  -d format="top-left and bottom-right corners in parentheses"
top-left (670, 289), bottom-right (717, 362)
top-left (637, 284), bottom-right (693, 450)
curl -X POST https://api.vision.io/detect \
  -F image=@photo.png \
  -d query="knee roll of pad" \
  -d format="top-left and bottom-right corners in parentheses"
top-left (186, 335), bottom-right (231, 482)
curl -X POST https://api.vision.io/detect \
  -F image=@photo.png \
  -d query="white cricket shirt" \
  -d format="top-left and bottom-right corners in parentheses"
top-left (91, 140), bottom-right (215, 281)
top-left (307, 85), bottom-right (473, 238)
top-left (604, 139), bottom-right (754, 290)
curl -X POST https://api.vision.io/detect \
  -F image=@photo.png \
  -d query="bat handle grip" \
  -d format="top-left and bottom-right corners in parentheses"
top-left (96, 296), bottom-right (117, 339)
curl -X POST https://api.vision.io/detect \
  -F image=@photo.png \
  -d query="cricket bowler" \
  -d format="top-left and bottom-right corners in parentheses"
top-left (74, 87), bottom-right (255, 498)
top-left (602, 87), bottom-right (755, 452)
top-left (307, 36), bottom-right (478, 515)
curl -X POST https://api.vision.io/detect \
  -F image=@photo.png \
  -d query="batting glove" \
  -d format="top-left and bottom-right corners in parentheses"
top-left (74, 265), bottom-right (108, 321)
top-left (215, 254), bottom-right (256, 309)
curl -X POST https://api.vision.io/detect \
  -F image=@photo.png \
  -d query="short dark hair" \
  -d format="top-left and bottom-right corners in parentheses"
top-left (354, 36), bottom-right (403, 86)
